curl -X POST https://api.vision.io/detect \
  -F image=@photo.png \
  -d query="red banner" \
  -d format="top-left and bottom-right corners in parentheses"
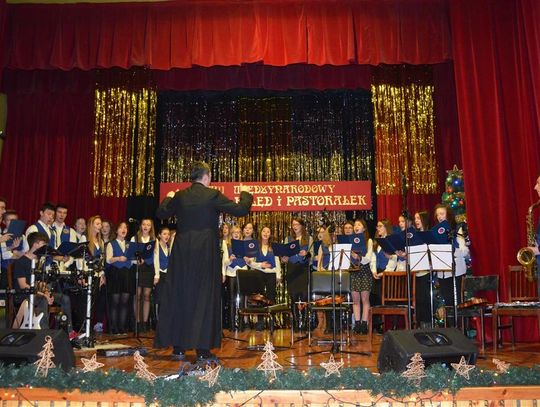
top-left (160, 181), bottom-right (371, 211)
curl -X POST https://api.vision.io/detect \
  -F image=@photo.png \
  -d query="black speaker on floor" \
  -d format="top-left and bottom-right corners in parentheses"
top-left (0, 329), bottom-right (75, 371)
top-left (378, 328), bottom-right (477, 373)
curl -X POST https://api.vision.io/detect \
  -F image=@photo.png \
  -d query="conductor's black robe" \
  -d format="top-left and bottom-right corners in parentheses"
top-left (154, 182), bottom-right (253, 351)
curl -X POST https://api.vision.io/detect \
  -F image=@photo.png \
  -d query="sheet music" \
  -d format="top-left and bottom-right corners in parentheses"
top-left (330, 243), bottom-right (352, 270)
top-left (428, 243), bottom-right (453, 270)
top-left (407, 244), bottom-right (431, 271)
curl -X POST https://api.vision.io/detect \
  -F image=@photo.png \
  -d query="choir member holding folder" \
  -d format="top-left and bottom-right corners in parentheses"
top-left (433, 204), bottom-right (469, 318)
top-left (105, 221), bottom-right (132, 334)
top-left (245, 226), bottom-right (281, 330)
top-left (222, 226), bottom-right (248, 331)
top-left (130, 219), bottom-right (156, 332)
top-left (280, 218), bottom-right (312, 331)
top-left (350, 219), bottom-right (373, 334)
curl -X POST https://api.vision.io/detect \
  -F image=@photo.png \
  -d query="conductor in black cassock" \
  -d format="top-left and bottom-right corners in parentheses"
top-left (154, 162), bottom-right (253, 361)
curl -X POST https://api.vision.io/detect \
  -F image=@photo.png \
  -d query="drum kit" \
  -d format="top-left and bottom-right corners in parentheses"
top-left (20, 242), bottom-right (103, 347)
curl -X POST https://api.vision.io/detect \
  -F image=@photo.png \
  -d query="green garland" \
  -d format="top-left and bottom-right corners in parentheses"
top-left (1, 364), bottom-right (540, 406)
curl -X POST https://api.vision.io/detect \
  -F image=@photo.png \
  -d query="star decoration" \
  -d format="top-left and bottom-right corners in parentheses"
top-left (81, 354), bottom-right (104, 373)
top-left (320, 354), bottom-right (344, 377)
top-left (451, 356), bottom-right (475, 380)
top-left (492, 358), bottom-right (510, 373)
top-left (199, 364), bottom-right (221, 387)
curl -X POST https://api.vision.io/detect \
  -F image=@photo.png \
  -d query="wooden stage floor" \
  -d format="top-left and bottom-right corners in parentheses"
top-left (74, 327), bottom-right (540, 376)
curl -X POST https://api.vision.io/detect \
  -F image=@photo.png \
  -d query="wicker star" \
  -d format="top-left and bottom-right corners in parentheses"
top-left (451, 356), bottom-right (475, 380)
top-left (199, 364), bottom-right (221, 387)
top-left (320, 354), bottom-right (344, 378)
top-left (492, 358), bottom-right (510, 373)
top-left (81, 354), bottom-right (104, 373)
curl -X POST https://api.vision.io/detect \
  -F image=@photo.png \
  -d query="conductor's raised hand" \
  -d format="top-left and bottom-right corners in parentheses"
top-left (166, 190), bottom-right (176, 198)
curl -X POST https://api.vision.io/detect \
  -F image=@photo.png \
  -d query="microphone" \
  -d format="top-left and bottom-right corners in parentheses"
top-left (128, 218), bottom-right (139, 223)
top-left (401, 172), bottom-right (408, 196)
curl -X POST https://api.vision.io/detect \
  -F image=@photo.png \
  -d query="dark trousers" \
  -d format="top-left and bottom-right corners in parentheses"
top-left (440, 275), bottom-right (463, 327)
top-left (415, 273), bottom-right (432, 325)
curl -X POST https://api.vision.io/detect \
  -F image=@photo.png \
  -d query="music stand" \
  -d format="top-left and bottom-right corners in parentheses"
top-left (306, 238), bottom-right (369, 357)
top-left (127, 241), bottom-right (155, 342)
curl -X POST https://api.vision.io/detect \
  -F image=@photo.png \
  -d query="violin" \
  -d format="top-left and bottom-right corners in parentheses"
top-left (248, 294), bottom-right (274, 306)
top-left (458, 297), bottom-right (488, 309)
top-left (312, 295), bottom-right (345, 306)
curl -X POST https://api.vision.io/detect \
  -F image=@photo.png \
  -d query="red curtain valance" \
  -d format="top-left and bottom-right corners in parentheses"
top-left (4, 0), bottom-right (452, 71)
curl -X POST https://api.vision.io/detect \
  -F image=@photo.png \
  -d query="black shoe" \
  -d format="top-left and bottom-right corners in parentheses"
top-left (359, 321), bottom-right (368, 335)
top-left (353, 321), bottom-right (361, 334)
top-left (196, 349), bottom-right (217, 361)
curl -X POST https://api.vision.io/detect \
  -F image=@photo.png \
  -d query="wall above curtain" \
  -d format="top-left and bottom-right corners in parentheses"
top-left (4, 0), bottom-right (452, 70)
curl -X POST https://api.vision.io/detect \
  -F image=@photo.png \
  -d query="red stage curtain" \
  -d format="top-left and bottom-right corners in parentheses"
top-left (0, 0), bottom-right (6, 84)
top-left (4, 0), bottom-right (451, 70)
top-left (0, 92), bottom-right (126, 224)
top-left (1, 65), bottom-right (373, 93)
top-left (450, 0), bottom-right (540, 341)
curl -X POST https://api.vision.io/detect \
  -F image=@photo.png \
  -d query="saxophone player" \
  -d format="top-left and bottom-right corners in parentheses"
top-left (528, 175), bottom-right (540, 298)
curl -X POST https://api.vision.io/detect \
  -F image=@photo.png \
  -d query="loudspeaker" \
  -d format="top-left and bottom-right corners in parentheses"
top-left (0, 329), bottom-right (75, 371)
top-left (377, 328), bottom-right (477, 373)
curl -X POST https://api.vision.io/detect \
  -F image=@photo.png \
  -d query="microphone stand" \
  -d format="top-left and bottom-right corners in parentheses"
top-left (448, 229), bottom-right (459, 327)
top-left (401, 173), bottom-right (413, 329)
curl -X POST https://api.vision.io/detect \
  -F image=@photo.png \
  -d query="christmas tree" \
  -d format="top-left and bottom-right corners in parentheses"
top-left (442, 165), bottom-right (466, 223)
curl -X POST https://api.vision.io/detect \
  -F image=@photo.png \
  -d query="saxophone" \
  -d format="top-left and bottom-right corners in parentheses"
top-left (517, 200), bottom-right (540, 282)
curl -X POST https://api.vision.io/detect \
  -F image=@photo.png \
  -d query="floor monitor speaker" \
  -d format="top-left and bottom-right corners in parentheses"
top-left (377, 328), bottom-right (477, 373)
top-left (0, 329), bottom-right (75, 371)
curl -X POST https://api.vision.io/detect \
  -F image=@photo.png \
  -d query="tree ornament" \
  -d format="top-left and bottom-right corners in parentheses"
top-left (133, 351), bottom-right (157, 382)
top-left (400, 353), bottom-right (426, 386)
top-left (81, 354), bottom-right (105, 373)
top-left (492, 358), bottom-right (510, 373)
top-left (451, 356), bottom-right (475, 380)
top-left (199, 364), bottom-right (221, 387)
top-left (320, 354), bottom-right (344, 378)
top-left (256, 341), bottom-right (283, 380)
top-left (34, 336), bottom-right (55, 378)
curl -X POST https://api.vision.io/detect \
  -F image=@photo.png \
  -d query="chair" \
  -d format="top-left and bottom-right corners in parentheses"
top-left (236, 270), bottom-right (293, 346)
top-left (308, 270), bottom-right (351, 346)
top-left (455, 275), bottom-right (499, 352)
top-left (493, 265), bottom-right (539, 350)
top-left (368, 271), bottom-right (416, 344)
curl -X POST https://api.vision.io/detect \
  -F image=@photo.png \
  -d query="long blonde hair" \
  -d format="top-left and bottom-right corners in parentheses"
top-left (137, 218), bottom-right (156, 241)
top-left (87, 215), bottom-right (104, 256)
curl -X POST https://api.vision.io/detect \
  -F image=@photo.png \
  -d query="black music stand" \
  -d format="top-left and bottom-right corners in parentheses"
top-left (305, 237), bottom-right (369, 357)
top-left (127, 241), bottom-right (155, 343)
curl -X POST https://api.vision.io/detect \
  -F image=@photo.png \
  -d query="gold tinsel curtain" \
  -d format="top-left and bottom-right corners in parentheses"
top-left (371, 80), bottom-right (438, 195)
top-left (92, 85), bottom-right (156, 197)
